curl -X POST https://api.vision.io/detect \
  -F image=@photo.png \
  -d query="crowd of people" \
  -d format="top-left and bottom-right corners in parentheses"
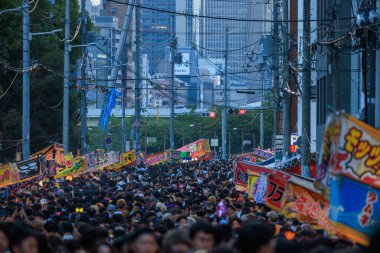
top-left (0, 160), bottom-right (379, 253)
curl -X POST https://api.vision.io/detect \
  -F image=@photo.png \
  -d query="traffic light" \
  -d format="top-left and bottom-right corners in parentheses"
top-left (201, 112), bottom-right (216, 118)
top-left (228, 108), bottom-right (247, 115)
top-left (239, 109), bottom-right (247, 115)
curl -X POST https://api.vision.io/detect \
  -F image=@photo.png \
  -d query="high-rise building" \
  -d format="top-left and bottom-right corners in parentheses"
top-left (141, 0), bottom-right (176, 74)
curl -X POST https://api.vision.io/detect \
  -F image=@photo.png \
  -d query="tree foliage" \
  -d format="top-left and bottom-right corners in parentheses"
top-left (0, 0), bottom-right (88, 162)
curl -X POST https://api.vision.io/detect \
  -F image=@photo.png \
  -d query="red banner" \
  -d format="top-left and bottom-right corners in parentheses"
top-left (234, 161), bottom-right (291, 210)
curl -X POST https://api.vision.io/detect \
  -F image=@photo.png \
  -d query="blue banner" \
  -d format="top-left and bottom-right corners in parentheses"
top-left (329, 176), bottom-right (380, 245)
top-left (99, 89), bottom-right (121, 130)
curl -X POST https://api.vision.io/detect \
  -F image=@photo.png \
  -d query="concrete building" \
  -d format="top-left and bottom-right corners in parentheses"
top-left (141, 0), bottom-right (176, 74)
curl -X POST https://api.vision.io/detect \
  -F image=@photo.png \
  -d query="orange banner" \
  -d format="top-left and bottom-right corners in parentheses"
top-left (280, 180), bottom-right (335, 233)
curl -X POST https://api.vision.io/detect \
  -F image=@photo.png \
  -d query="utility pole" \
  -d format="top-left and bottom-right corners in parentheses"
top-left (63, 0), bottom-right (70, 154)
top-left (222, 27), bottom-right (229, 160)
top-left (121, 51), bottom-right (127, 153)
top-left (80, 0), bottom-right (87, 155)
top-left (170, 15), bottom-right (176, 150)
top-left (22, 0), bottom-right (30, 160)
top-left (282, 0), bottom-right (290, 159)
top-left (332, 0), bottom-right (340, 112)
top-left (273, 0), bottom-right (280, 151)
top-left (260, 72), bottom-right (264, 148)
top-left (301, 0), bottom-right (311, 177)
top-left (134, 0), bottom-right (141, 154)
top-left (241, 128), bottom-right (244, 154)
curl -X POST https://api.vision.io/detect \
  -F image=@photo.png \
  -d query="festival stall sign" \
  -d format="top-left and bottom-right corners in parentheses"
top-left (31, 144), bottom-right (65, 172)
top-left (170, 151), bottom-right (181, 160)
top-left (0, 163), bottom-right (20, 188)
top-left (244, 164), bottom-right (291, 211)
top-left (16, 157), bottom-right (44, 181)
top-left (92, 151), bottom-right (119, 170)
top-left (177, 139), bottom-right (211, 159)
top-left (112, 150), bottom-right (137, 170)
top-left (54, 156), bottom-right (86, 179)
top-left (280, 178), bottom-right (335, 234)
top-left (179, 151), bottom-right (191, 160)
top-left (316, 113), bottom-right (380, 193)
top-left (252, 149), bottom-right (275, 160)
top-left (329, 175), bottom-right (380, 246)
top-left (144, 151), bottom-right (171, 166)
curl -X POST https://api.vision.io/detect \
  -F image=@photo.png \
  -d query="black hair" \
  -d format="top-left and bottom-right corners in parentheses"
top-left (235, 223), bottom-right (274, 253)
top-left (189, 223), bottom-right (215, 240)
top-left (9, 223), bottom-right (39, 251)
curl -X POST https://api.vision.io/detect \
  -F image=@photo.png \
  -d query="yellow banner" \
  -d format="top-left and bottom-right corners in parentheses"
top-left (0, 164), bottom-right (19, 188)
top-left (113, 150), bottom-right (137, 170)
top-left (55, 156), bottom-right (86, 179)
top-left (64, 153), bottom-right (74, 170)
top-left (246, 174), bottom-right (259, 198)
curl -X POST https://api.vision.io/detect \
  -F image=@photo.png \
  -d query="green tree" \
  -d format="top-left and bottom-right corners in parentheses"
top-left (0, 0), bottom-right (89, 162)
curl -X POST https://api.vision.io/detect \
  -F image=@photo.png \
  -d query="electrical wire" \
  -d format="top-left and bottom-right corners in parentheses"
top-left (0, 62), bottom-right (22, 100)
top-left (108, 0), bottom-right (355, 23)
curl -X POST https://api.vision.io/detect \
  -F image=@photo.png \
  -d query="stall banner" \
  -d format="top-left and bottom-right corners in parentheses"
top-left (93, 151), bottom-right (119, 170)
top-left (144, 151), bottom-right (170, 166)
top-left (170, 151), bottom-right (181, 160)
top-left (64, 153), bottom-right (74, 170)
top-left (32, 144), bottom-right (65, 172)
top-left (329, 175), bottom-right (380, 246)
top-left (247, 174), bottom-right (268, 204)
top-left (177, 139), bottom-right (211, 158)
top-left (280, 180), bottom-right (335, 233)
top-left (9, 174), bottom-right (44, 194)
top-left (55, 156), bottom-right (86, 179)
top-left (179, 151), bottom-right (191, 160)
top-left (246, 169), bottom-right (290, 211)
top-left (16, 157), bottom-right (43, 181)
top-left (85, 153), bottom-right (96, 170)
top-left (113, 150), bottom-right (137, 169)
top-left (316, 114), bottom-right (380, 191)
top-left (0, 163), bottom-right (20, 188)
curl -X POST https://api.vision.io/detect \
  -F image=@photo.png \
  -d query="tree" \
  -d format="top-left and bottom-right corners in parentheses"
top-left (0, 0), bottom-right (87, 162)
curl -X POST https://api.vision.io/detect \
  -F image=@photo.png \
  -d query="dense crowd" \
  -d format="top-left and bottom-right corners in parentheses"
top-left (0, 160), bottom-right (379, 253)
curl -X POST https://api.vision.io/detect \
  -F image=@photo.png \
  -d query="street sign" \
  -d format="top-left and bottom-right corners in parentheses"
top-left (210, 138), bottom-right (219, 147)
top-left (146, 137), bottom-right (157, 144)
top-left (243, 140), bottom-right (251, 146)
top-left (106, 137), bottom-right (112, 144)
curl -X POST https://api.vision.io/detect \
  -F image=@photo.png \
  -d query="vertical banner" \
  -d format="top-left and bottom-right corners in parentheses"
top-left (316, 114), bottom-right (380, 191)
top-left (64, 153), bottom-right (74, 170)
top-left (329, 176), bottom-right (380, 246)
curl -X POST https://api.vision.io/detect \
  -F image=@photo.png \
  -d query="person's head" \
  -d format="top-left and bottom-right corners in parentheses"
top-left (0, 223), bottom-right (11, 253)
top-left (117, 199), bottom-right (126, 210)
top-left (129, 228), bottom-right (158, 253)
top-left (235, 223), bottom-right (274, 253)
top-left (176, 216), bottom-right (188, 230)
top-left (9, 223), bottom-right (39, 253)
top-left (189, 223), bottom-right (215, 253)
top-left (229, 217), bottom-right (243, 230)
top-left (92, 242), bottom-right (113, 253)
top-left (369, 228), bottom-right (380, 253)
top-left (163, 230), bottom-right (191, 253)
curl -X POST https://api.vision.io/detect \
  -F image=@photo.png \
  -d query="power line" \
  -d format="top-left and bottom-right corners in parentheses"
top-left (108, 0), bottom-right (355, 23)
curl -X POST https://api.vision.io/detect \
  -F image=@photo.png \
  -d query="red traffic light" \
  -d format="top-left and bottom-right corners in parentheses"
top-left (209, 112), bottom-right (216, 118)
top-left (239, 109), bottom-right (247, 115)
